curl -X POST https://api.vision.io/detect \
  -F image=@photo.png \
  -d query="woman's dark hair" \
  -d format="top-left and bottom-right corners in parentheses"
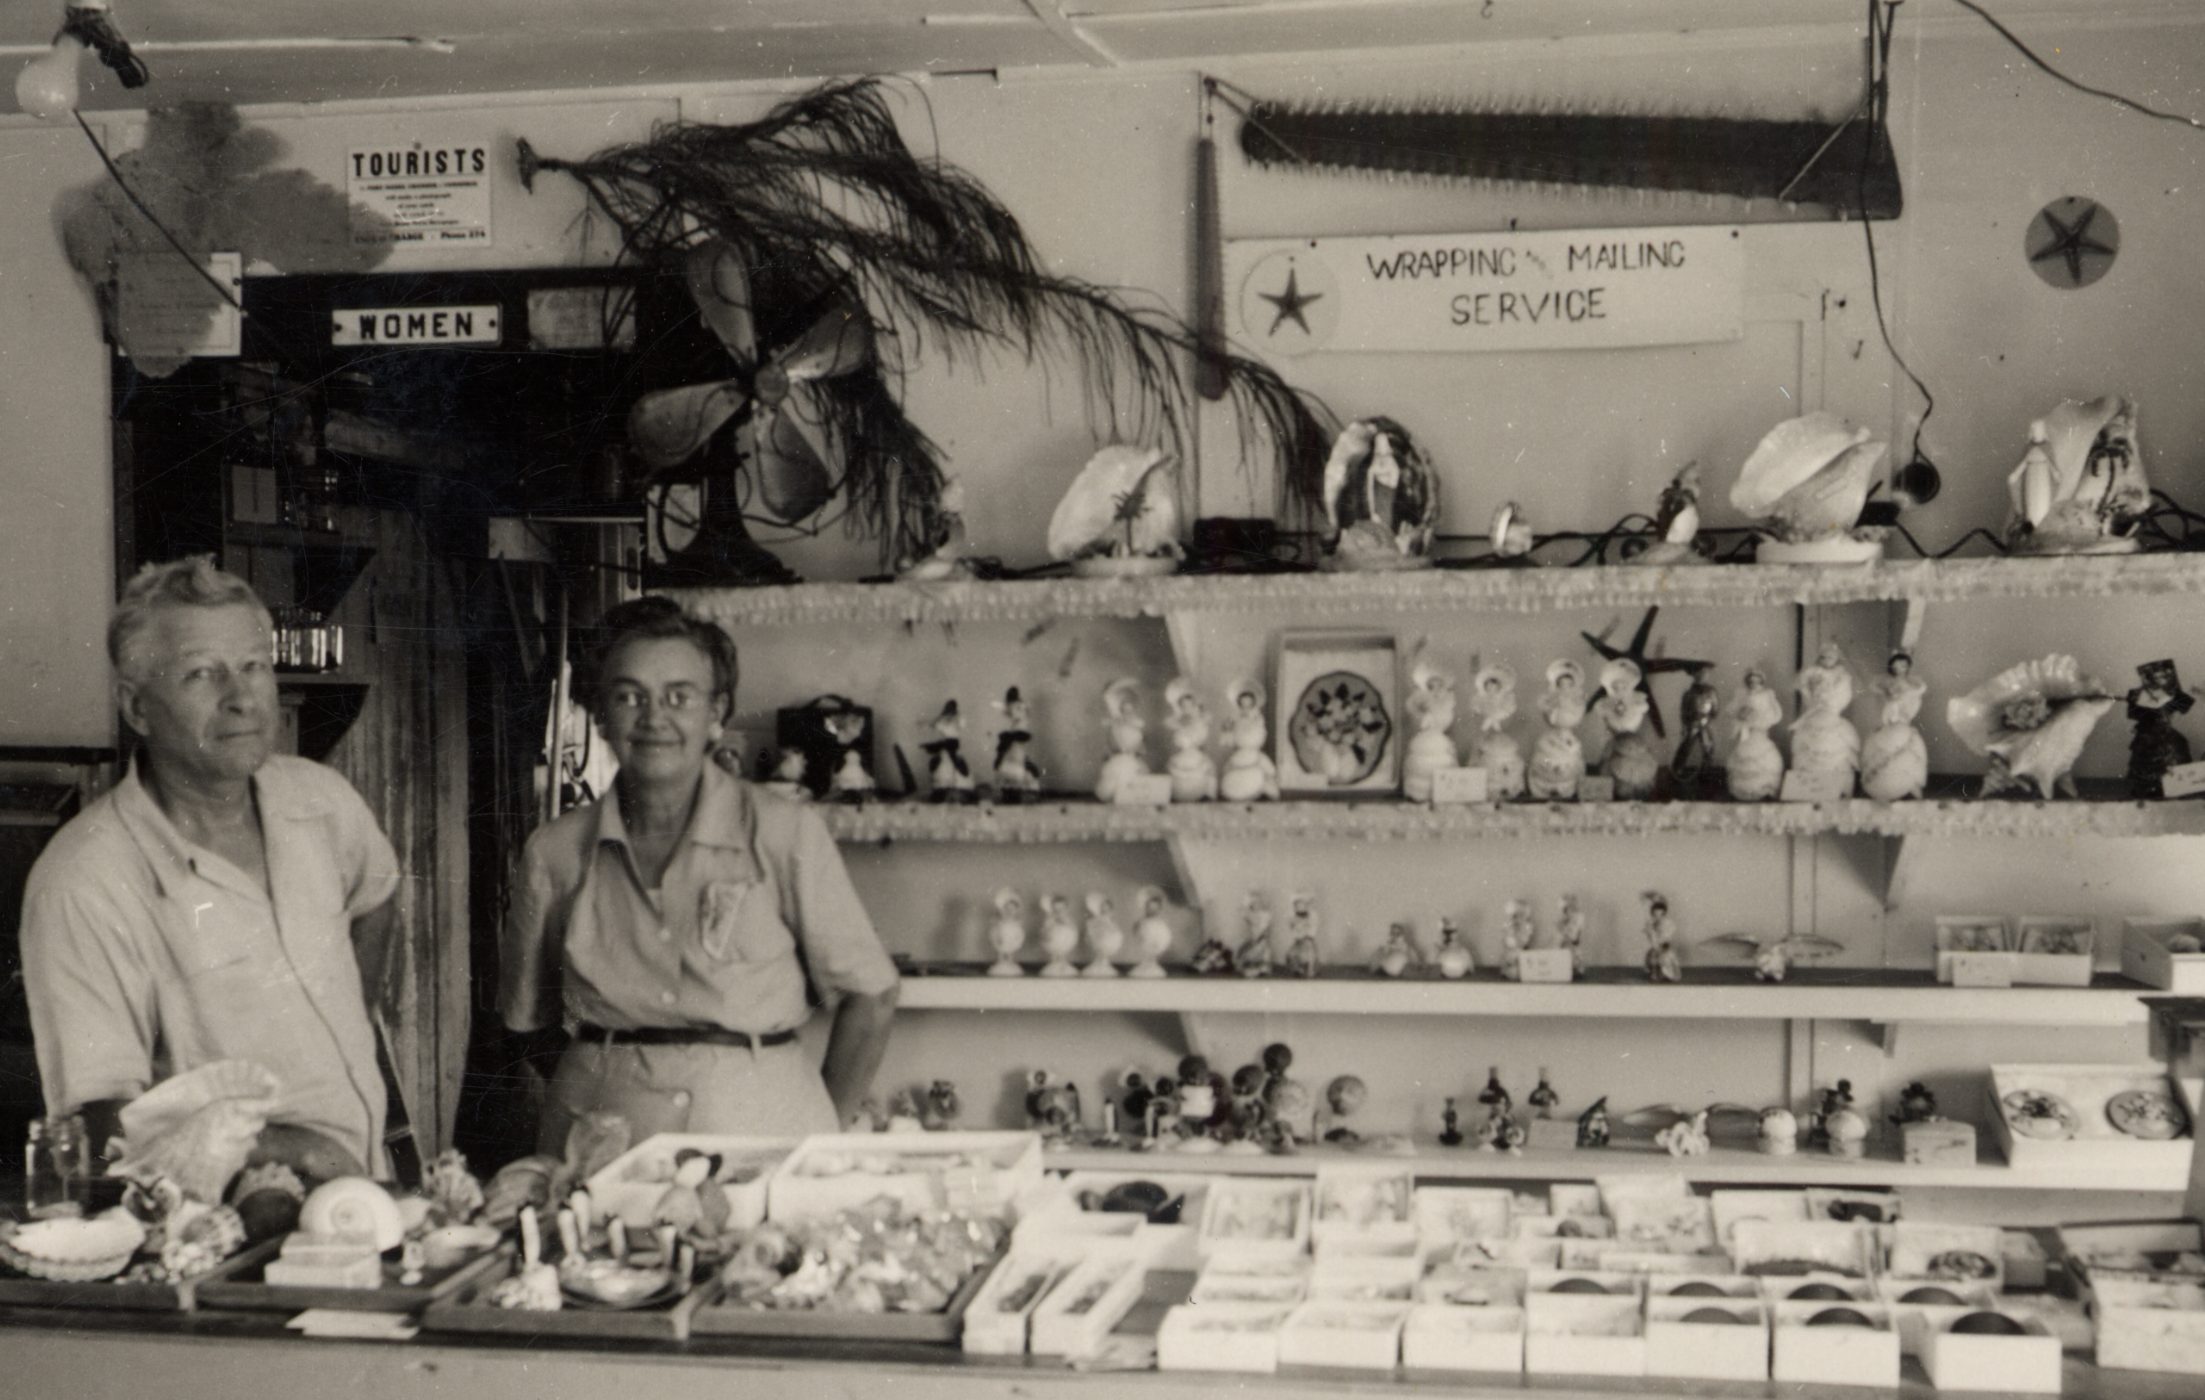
top-left (587, 596), bottom-right (739, 713)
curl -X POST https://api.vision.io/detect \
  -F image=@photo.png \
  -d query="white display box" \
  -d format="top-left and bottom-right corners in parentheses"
top-left (1919, 1313), bottom-right (2064, 1392)
top-left (1402, 1303), bottom-right (1526, 1373)
top-left (1155, 1302), bottom-right (1291, 1373)
top-left (2002, 1230), bottom-right (2050, 1290)
top-left (768, 1131), bottom-right (1043, 1222)
top-left (1646, 1273), bottom-right (1761, 1303)
top-left (1028, 1250), bottom-right (1146, 1358)
top-left (1308, 1255), bottom-right (1420, 1303)
top-left (1416, 1262), bottom-right (1525, 1307)
top-left (1989, 1064), bottom-right (2196, 1176)
top-left (1523, 1292), bottom-right (1645, 1376)
top-left (1197, 1178), bottom-right (1312, 1265)
top-left (1045, 1170), bottom-right (1209, 1269)
top-left (1876, 1278), bottom-right (2000, 1356)
top-left (1313, 1164), bottom-right (1414, 1232)
top-left (2090, 1273), bottom-right (2205, 1376)
top-left (1548, 1182), bottom-right (1604, 1219)
top-left (1887, 1222), bottom-right (2006, 1291)
top-left (1528, 1268), bottom-right (1649, 1300)
top-left (1731, 1219), bottom-right (1879, 1280)
top-left (584, 1133), bottom-right (794, 1231)
top-left (1770, 1300), bottom-right (1901, 1388)
top-left (1191, 1262), bottom-right (1309, 1306)
top-left (1760, 1272), bottom-right (1877, 1306)
top-left (1709, 1189), bottom-right (1809, 1249)
top-left (1578, 1248), bottom-right (1733, 1277)
top-left (1279, 1301), bottom-right (1410, 1370)
top-left (1412, 1186), bottom-right (1512, 1247)
top-left (2122, 917), bottom-right (2205, 993)
top-left (1644, 1295), bottom-right (1771, 1381)
top-left (961, 1249), bottom-right (1079, 1356)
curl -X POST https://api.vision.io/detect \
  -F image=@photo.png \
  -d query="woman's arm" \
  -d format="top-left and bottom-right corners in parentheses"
top-left (818, 982), bottom-right (900, 1125)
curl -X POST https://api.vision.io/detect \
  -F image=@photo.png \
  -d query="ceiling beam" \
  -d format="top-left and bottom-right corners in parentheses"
top-left (1019, 0), bottom-right (1121, 66)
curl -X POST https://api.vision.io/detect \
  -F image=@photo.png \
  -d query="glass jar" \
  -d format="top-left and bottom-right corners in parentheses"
top-left (24, 1114), bottom-right (90, 1219)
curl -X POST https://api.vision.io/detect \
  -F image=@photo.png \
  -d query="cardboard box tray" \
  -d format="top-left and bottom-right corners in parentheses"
top-left (196, 1236), bottom-right (509, 1315)
top-left (418, 1254), bottom-right (712, 1341)
top-left (688, 1247), bottom-right (1004, 1342)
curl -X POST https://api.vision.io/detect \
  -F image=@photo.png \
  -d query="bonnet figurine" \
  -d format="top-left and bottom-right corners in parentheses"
top-left (1372, 921), bottom-right (1423, 978)
top-left (1236, 891), bottom-right (1277, 978)
top-left (1670, 664), bottom-right (1722, 798)
top-left (1083, 892), bottom-right (1125, 977)
top-left (2126, 659), bottom-right (2196, 798)
top-left (1555, 894), bottom-right (1587, 977)
top-left (1947, 654), bottom-right (2117, 799)
top-left (1218, 679), bottom-right (1281, 801)
top-left (1128, 887), bottom-right (1174, 979)
top-left (1595, 657), bottom-right (1660, 800)
top-left (1630, 461), bottom-right (1704, 566)
top-left (1757, 1106), bottom-right (1799, 1156)
top-left (1435, 917), bottom-right (1475, 980)
top-left (763, 747), bottom-right (811, 801)
top-left (1789, 642), bottom-right (1860, 794)
top-left (1319, 416), bottom-right (1441, 570)
top-left (825, 711), bottom-right (876, 803)
top-left (1527, 659), bottom-right (1589, 800)
top-left (992, 688), bottom-right (1043, 801)
top-left (1163, 677), bottom-right (1219, 802)
top-left (1642, 891), bottom-right (1683, 983)
top-left (1322, 1075), bottom-right (1368, 1144)
top-left (1469, 658), bottom-right (1526, 801)
top-left (2004, 397), bottom-right (2151, 554)
top-left (1502, 899), bottom-right (1535, 980)
top-left (987, 888), bottom-right (1028, 977)
top-left (1860, 651), bottom-right (1930, 801)
top-left (922, 700), bottom-right (975, 803)
top-left (1284, 890), bottom-right (1321, 977)
top-left (899, 475), bottom-right (974, 581)
top-left (1037, 894), bottom-right (1081, 978)
top-left (1725, 667), bottom-right (1786, 801)
top-left (1403, 641), bottom-right (1463, 802)
top-left (1095, 678), bottom-right (1153, 803)
top-left (1489, 500), bottom-right (1536, 561)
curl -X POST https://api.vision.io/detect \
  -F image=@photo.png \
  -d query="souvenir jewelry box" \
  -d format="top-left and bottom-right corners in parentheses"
top-left (1769, 1298), bottom-right (1901, 1388)
top-left (1934, 914), bottom-right (2095, 987)
top-left (1196, 1178), bottom-right (1312, 1265)
top-left (584, 1133), bottom-right (795, 1233)
top-left (1190, 1257), bottom-right (1310, 1306)
top-left (1279, 1300), bottom-right (1411, 1370)
top-left (1026, 1248), bottom-right (1148, 1358)
top-left (961, 1246), bottom-right (1082, 1356)
top-left (1988, 1064), bottom-right (2196, 1174)
top-left (1644, 1294), bottom-right (1771, 1381)
top-left (1307, 1254), bottom-right (1419, 1302)
top-left (1886, 1222), bottom-right (2006, 1293)
top-left (767, 1131), bottom-right (1044, 1223)
top-left (1731, 1218), bottom-right (1879, 1279)
top-left (1401, 1302), bottom-right (1525, 1373)
top-left (1311, 1164), bottom-right (1416, 1256)
top-left (1156, 1301), bottom-right (1293, 1373)
top-left (2121, 916), bottom-right (2205, 993)
top-left (1411, 1185), bottom-right (1512, 1249)
top-left (2087, 1272), bottom-right (2205, 1377)
top-left (1031, 1170), bottom-right (1209, 1270)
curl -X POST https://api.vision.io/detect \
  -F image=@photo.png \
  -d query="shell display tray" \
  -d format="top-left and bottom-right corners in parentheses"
top-left (195, 1236), bottom-right (509, 1314)
top-left (419, 1255), bottom-right (712, 1341)
top-left (688, 1246), bottom-right (1003, 1343)
top-left (0, 1250), bottom-right (221, 1313)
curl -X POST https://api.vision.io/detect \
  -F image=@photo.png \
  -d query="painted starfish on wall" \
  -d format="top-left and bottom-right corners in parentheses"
top-left (1581, 606), bottom-right (1709, 739)
top-left (1258, 267), bottom-right (1323, 335)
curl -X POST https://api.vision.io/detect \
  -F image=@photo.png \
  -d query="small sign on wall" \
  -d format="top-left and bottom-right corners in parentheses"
top-left (332, 305), bottom-right (502, 347)
top-left (1227, 224), bottom-right (1743, 356)
top-left (348, 141), bottom-right (494, 246)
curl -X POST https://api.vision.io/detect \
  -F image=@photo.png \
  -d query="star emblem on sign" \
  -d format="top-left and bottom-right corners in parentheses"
top-left (2026, 197), bottom-right (2119, 289)
top-left (1259, 267), bottom-right (1323, 335)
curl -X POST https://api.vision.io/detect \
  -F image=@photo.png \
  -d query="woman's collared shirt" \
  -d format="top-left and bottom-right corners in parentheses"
top-left (500, 764), bottom-right (896, 1036)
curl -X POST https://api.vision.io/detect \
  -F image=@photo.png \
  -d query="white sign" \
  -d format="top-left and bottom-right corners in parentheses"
top-left (1227, 224), bottom-right (1743, 355)
top-left (348, 142), bottom-right (493, 246)
top-left (332, 305), bottom-right (502, 347)
top-left (1780, 770), bottom-right (1852, 803)
top-left (2160, 760), bottom-right (2205, 799)
top-left (1112, 773), bottom-right (1174, 807)
top-left (1429, 766), bottom-right (1488, 805)
top-left (118, 251), bottom-right (241, 360)
top-left (1517, 948), bottom-right (1576, 984)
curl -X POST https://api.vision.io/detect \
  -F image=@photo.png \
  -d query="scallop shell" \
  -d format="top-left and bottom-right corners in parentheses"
top-left (1945, 654), bottom-right (2106, 757)
top-left (0, 1214), bottom-right (146, 1281)
top-left (1729, 413), bottom-right (1872, 517)
top-left (299, 1176), bottom-right (406, 1251)
top-left (1047, 444), bottom-right (1178, 561)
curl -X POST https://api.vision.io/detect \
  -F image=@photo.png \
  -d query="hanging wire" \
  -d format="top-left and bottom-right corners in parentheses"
top-left (71, 112), bottom-right (243, 311)
top-left (1950, 0), bottom-right (2205, 131)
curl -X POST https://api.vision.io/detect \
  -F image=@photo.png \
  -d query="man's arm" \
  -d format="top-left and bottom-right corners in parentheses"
top-left (818, 983), bottom-right (899, 1125)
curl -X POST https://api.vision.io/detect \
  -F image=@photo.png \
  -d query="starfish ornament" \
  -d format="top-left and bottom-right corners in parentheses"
top-left (2028, 199), bottom-right (2118, 288)
top-left (1581, 606), bottom-right (1710, 739)
top-left (1259, 267), bottom-right (1323, 335)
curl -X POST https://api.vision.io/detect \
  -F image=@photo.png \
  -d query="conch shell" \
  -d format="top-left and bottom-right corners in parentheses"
top-left (1946, 654), bottom-right (2116, 799)
top-left (1047, 444), bottom-right (1180, 561)
top-left (112, 1059), bottom-right (280, 1203)
top-left (1730, 413), bottom-right (1888, 542)
top-left (2004, 396), bottom-right (2149, 553)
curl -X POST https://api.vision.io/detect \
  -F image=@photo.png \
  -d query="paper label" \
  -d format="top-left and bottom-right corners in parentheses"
top-left (1948, 952), bottom-right (2017, 988)
top-left (1576, 776), bottom-right (1616, 803)
top-left (1517, 948), bottom-right (1575, 984)
top-left (1114, 774), bottom-right (1173, 806)
top-left (1780, 769), bottom-right (1851, 802)
top-left (2160, 761), bottom-right (2205, 798)
top-left (118, 251), bottom-right (241, 360)
top-left (1430, 766), bottom-right (1488, 805)
top-left (348, 142), bottom-right (492, 245)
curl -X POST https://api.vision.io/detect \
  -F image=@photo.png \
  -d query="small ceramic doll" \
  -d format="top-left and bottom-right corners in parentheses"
top-left (2125, 658), bottom-right (2196, 798)
top-left (1576, 1097), bottom-right (1611, 1149)
top-left (1434, 916), bottom-right (1475, 979)
top-left (1656, 1108), bottom-right (1710, 1158)
top-left (1024, 1071), bottom-right (1083, 1141)
top-left (1188, 901), bottom-right (1236, 975)
top-left (1483, 1102), bottom-right (1526, 1155)
top-left (1528, 1068), bottom-right (1560, 1119)
top-left (922, 1080), bottom-right (961, 1132)
top-left (1860, 650), bottom-right (1930, 801)
top-left (1555, 894), bottom-right (1587, 977)
top-left (763, 747), bottom-right (810, 801)
top-left (1082, 891), bottom-right (1125, 977)
top-left (825, 710), bottom-right (875, 803)
top-left (921, 700), bottom-right (976, 803)
top-left (1283, 890), bottom-right (1321, 977)
top-left (1757, 1106), bottom-right (1799, 1156)
top-left (1595, 657), bottom-right (1660, 799)
top-left (899, 475), bottom-right (974, 581)
top-left (1403, 640), bottom-right (1463, 803)
top-left (1468, 658), bottom-right (1526, 801)
top-left (1891, 1081), bottom-right (1939, 1126)
top-left (1371, 921), bottom-right (1423, 977)
top-left (1527, 659), bottom-right (1589, 800)
top-left (1235, 891), bottom-right (1276, 978)
top-left (1670, 663), bottom-right (1722, 798)
top-left (1037, 893), bottom-right (1081, 978)
top-left (992, 687), bottom-right (1043, 802)
top-left (1163, 676), bottom-right (1219, 802)
top-left (1321, 1075), bottom-right (1367, 1144)
top-left (986, 887), bottom-right (1028, 977)
top-left (1224, 1065), bottom-right (1271, 1149)
top-left (1502, 898), bottom-right (1535, 980)
top-left (1477, 1067), bottom-right (1512, 1117)
top-left (1810, 1079), bottom-right (1855, 1148)
top-left (1789, 641), bottom-right (1861, 794)
top-left (1642, 891), bottom-right (1683, 983)
top-left (1725, 667), bottom-right (1787, 801)
top-left (1175, 1055), bottom-right (1225, 1142)
top-left (1217, 678), bottom-right (1281, 801)
top-left (1128, 886), bottom-right (1174, 978)
top-left (1094, 678), bottom-right (1152, 803)
top-left (1439, 1097), bottom-right (1463, 1147)
top-left (1260, 1043), bottom-right (1311, 1151)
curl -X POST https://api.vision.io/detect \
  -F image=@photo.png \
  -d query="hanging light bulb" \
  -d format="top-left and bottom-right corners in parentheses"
top-left (14, 33), bottom-right (86, 122)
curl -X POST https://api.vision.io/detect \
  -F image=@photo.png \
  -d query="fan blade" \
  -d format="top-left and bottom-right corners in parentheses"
top-left (747, 392), bottom-right (838, 524)
top-left (777, 302), bottom-right (874, 381)
top-left (628, 380), bottom-right (750, 471)
top-left (683, 240), bottom-right (758, 361)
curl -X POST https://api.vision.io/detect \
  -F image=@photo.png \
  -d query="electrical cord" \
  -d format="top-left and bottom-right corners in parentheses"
top-left (71, 112), bottom-right (243, 312)
top-left (1949, 0), bottom-right (2205, 131)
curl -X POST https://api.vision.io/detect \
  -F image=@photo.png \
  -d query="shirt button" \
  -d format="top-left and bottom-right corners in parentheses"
top-left (672, 1091), bottom-right (692, 1108)
top-left (659, 990), bottom-right (676, 1006)
top-left (658, 928), bottom-right (674, 943)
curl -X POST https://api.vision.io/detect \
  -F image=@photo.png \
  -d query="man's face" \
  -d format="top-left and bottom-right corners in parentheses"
top-left (120, 604), bottom-right (278, 785)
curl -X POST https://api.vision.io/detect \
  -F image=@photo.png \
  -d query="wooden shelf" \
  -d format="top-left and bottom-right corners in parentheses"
top-left (674, 553), bottom-right (2205, 628)
top-left (823, 794), bottom-right (2205, 844)
top-left (893, 965), bottom-right (2153, 1026)
top-left (1041, 1133), bottom-right (2190, 1193)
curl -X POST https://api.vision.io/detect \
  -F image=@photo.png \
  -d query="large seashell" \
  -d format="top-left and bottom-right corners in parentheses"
top-left (299, 1176), bottom-right (406, 1251)
top-left (1946, 654), bottom-right (2106, 756)
top-left (1047, 444), bottom-right (1180, 562)
top-left (1730, 413), bottom-right (1872, 517)
top-left (112, 1060), bottom-right (280, 1204)
top-left (0, 1214), bottom-right (146, 1281)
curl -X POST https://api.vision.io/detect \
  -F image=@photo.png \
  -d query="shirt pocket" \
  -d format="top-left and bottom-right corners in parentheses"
top-left (695, 877), bottom-right (791, 966)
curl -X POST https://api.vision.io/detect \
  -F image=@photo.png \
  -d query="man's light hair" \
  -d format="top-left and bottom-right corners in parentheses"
top-left (109, 555), bottom-right (271, 682)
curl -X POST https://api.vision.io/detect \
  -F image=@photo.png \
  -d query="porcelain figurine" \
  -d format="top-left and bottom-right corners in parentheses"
top-left (1047, 444), bottom-right (1184, 576)
top-left (1082, 892), bottom-right (1125, 977)
top-left (987, 888), bottom-right (1028, 977)
top-left (1555, 895), bottom-right (1587, 977)
top-left (763, 747), bottom-right (810, 801)
top-left (1189, 902), bottom-right (1236, 975)
top-left (1483, 1103), bottom-right (1526, 1155)
top-left (1260, 1044), bottom-right (1311, 1152)
top-left (1283, 890), bottom-right (1321, 977)
top-left (1892, 1081), bottom-right (1939, 1126)
top-left (1503, 899), bottom-right (1535, 980)
top-left (1489, 500), bottom-right (1535, 560)
top-left (1094, 678), bottom-right (1152, 803)
top-left (1372, 922), bottom-right (1423, 978)
top-left (1439, 1098), bottom-right (1464, 1147)
top-left (1703, 931), bottom-right (1844, 982)
top-left (2004, 396), bottom-right (2151, 555)
top-left (1163, 677), bottom-right (1219, 802)
top-left (1319, 416), bottom-right (1441, 570)
top-left (1631, 461), bottom-right (1705, 566)
top-left (1223, 1065), bottom-right (1271, 1148)
top-left (1218, 678), bottom-right (1280, 801)
top-left (1758, 1106), bottom-right (1799, 1156)
top-left (1825, 1106), bottom-right (1870, 1160)
top-left (1038, 894), bottom-right (1081, 978)
top-left (1236, 892), bottom-right (1277, 979)
top-left (1468, 658), bottom-right (1526, 801)
top-left (1642, 892), bottom-right (1683, 983)
top-left (1435, 917), bottom-right (1475, 979)
top-left (1656, 1108), bottom-right (1711, 1158)
top-left (1322, 1075), bottom-right (1368, 1145)
top-left (922, 701), bottom-right (976, 803)
top-left (1595, 657), bottom-right (1660, 800)
top-left (1729, 412), bottom-right (1890, 563)
top-left (1670, 663), bottom-right (1722, 798)
top-left (2126, 659), bottom-right (2196, 798)
top-left (1477, 1068), bottom-right (1512, 1117)
top-left (1403, 640), bottom-right (1463, 803)
top-left (992, 687), bottom-right (1043, 802)
top-left (1725, 667), bottom-right (1787, 801)
top-left (900, 475), bottom-right (975, 581)
top-left (825, 711), bottom-right (875, 803)
top-left (1175, 1056), bottom-right (1224, 1142)
top-left (922, 1080), bottom-right (961, 1132)
top-left (1128, 887), bottom-right (1174, 978)
top-left (1528, 1069), bottom-right (1560, 1119)
top-left (1860, 651), bottom-right (1930, 801)
top-left (1576, 1097), bottom-right (1612, 1149)
top-left (1024, 1071), bottom-right (1083, 1141)
top-left (1789, 642), bottom-right (1861, 794)
top-left (1528, 659), bottom-right (1589, 800)
top-left (1947, 654), bottom-right (2117, 799)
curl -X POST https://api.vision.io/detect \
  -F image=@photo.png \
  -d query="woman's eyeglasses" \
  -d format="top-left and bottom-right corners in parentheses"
top-left (604, 684), bottom-right (712, 715)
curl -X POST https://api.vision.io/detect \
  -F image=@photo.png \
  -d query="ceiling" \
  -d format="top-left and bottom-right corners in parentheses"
top-left (1, 0), bottom-right (2185, 113)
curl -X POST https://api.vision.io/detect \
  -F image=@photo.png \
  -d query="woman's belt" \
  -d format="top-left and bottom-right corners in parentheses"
top-left (574, 1022), bottom-right (799, 1049)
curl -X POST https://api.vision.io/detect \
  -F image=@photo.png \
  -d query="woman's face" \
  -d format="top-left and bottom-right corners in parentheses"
top-left (601, 635), bottom-right (725, 787)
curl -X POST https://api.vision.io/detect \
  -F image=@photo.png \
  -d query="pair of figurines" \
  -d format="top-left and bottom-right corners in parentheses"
top-left (1402, 645), bottom-right (1535, 802)
top-left (1098, 676), bottom-right (1278, 803)
top-left (988, 886), bottom-right (1174, 978)
top-left (916, 688), bottom-right (1046, 801)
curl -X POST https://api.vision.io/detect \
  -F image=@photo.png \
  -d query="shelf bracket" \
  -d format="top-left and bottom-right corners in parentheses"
top-left (1786, 1017), bottom-right (1816, 1112)
top-left (1869, 1019), bottom-right (1901, 1058)
top-left (1882, 834), bottom-right (1921, 912)
top-left (1163, 611), bottom-right (1203, 689)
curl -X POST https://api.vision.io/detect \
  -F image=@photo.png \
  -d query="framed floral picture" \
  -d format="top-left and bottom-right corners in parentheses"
top-left (1275, 631), bottom-right (1401, 795)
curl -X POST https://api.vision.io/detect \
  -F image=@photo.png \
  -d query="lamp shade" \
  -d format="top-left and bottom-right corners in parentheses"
top-left (15, 36), bottom-right (84, 122)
